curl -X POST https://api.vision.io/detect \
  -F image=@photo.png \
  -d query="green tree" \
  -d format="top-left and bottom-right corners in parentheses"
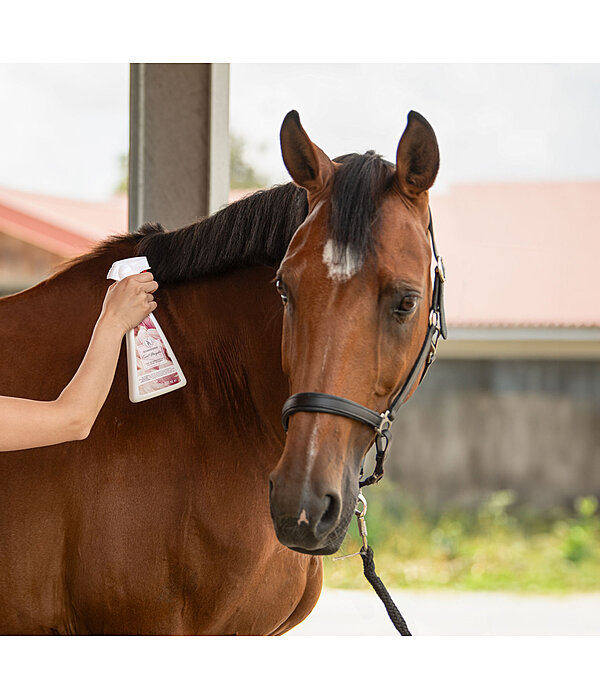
top-left (114, 153), bottom-right (128, 195)
top-left (229, 133), bottom-right (268, 189)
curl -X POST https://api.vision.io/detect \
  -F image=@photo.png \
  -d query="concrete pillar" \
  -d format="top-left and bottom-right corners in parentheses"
top-left (128, 63), bottom-right (230, 232)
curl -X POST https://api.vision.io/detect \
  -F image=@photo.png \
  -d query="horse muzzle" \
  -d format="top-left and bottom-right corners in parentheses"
top-left (268, 473), bottom-right (352, 555)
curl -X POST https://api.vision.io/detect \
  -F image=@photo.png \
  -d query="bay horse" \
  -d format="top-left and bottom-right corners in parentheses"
top-left (0, 110), bottom-right (440, 634)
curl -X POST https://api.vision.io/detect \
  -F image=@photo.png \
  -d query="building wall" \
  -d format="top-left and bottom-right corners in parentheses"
top-left (382, 358), bottom-right (600, 510)
top-left (0, 232), bottom-right (62, 295)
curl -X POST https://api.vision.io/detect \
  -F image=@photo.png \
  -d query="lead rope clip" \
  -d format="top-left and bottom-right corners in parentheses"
top-left (333, 491), bottom-right (413, 635)
top-left (332, 492), bottom-right (368, 561)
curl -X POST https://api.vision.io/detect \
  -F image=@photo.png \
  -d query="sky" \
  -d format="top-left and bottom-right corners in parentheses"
top-left (0, 64), bottom-right (129, 200)
top-left (230, 63), bottom-right (600, 192)
top-left (0, 63), bottom-right (600, 200)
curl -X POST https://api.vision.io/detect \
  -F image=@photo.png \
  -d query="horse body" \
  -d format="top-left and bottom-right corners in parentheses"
top-left (0, 109), bottom-right (441, 634)
top-left (0, 242), bottom-right (321, 635)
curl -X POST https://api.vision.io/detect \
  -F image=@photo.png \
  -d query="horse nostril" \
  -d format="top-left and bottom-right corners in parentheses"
top-left (315, 493), bottom-right (341, 537)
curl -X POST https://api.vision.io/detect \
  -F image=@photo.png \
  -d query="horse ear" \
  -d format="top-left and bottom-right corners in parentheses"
top-left (395, 111), bottom-right (440, 198)
top-left (280, 110), bottom-right (334, 194)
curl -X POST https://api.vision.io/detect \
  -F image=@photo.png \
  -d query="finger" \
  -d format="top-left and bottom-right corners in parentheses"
top-left (149, 301), bottom-right (157, 312)
top-left (140, 280), bottom-right (159, 293)
top-left (134, 271), bottom-right (154, 282)
top-left (145, 293), bottom-right (154, 304)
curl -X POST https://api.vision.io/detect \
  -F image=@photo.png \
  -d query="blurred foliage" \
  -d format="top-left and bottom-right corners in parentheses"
top-left (323, 487), bottom-right (600, 592)
top-left (229, 133), bottom-right (268, 189)
top-left (114, 153), bottom-right (128, 194)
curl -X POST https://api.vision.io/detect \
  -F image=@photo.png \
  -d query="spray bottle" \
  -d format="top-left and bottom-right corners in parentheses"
top-left (107, 256), bottom-right (187, 403)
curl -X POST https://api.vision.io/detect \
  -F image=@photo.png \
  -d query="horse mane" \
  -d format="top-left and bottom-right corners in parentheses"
top-left (79, 152), bottom-right (393, 284)
top-left (135, 182), bottom-right (308, 283)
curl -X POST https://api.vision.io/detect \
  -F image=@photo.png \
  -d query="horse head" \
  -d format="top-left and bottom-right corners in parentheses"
top-left (269, 110), bottom-right (441, 555)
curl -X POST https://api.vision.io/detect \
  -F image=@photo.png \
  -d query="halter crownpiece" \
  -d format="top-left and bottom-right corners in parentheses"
top-left (281, 209), bottom-right (447, 488)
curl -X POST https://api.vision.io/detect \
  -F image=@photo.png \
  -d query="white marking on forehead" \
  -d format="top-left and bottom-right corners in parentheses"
top-left (322, 239), bottom-right (362, 281)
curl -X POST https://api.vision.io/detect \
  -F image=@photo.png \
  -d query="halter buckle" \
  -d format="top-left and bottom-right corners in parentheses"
top-left (427, 325), bottom-right (441, 365)
top-left (429, 308), bottom-right (441, 330)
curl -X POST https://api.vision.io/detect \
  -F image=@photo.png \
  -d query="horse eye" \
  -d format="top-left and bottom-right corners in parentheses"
top-left (394, 295), bottom-right (419, 315)
top-left (276, 278), bottom-right (288, 304)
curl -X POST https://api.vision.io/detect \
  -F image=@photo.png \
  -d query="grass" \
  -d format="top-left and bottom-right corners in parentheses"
top-left (323, 487), bottom-right (600, 593)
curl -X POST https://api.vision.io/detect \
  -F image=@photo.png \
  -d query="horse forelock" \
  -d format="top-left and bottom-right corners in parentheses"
top-left (328, 152), bottom-right (394, 270)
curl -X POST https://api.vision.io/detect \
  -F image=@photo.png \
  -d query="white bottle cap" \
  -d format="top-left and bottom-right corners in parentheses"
top-left (107, 256), bottom-right (151, 281)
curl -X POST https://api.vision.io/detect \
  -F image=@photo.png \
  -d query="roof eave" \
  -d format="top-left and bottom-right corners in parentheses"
top-left (440, 326), bottom-right (600, 359)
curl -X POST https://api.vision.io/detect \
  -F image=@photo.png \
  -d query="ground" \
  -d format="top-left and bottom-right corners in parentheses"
top-left (288, 587), bottom-right (600, 635)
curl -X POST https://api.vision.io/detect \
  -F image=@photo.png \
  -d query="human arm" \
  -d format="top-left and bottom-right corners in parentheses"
top-left (0, 272), bottom-right (158, 451)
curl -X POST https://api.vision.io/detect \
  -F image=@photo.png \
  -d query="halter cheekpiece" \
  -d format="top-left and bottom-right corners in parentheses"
top-left (281, 209), bottom-right (447, 488)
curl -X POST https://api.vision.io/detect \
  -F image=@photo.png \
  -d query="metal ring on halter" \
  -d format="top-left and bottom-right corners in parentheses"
top-left (376, 410), bottom-right (392, 436)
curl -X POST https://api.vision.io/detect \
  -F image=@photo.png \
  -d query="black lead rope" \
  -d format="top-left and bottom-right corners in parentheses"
top-left (336, 495), bottom-right (412, 635)
top-left (360, 546), bottom-right (412, 636)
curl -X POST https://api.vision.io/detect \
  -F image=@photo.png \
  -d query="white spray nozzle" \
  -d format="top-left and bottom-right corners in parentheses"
top-left (107, 256), bottom-right (151, 281)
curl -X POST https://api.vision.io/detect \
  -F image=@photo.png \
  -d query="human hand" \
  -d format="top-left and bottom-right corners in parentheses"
top-left (100, 272), bottom-right (159, 335)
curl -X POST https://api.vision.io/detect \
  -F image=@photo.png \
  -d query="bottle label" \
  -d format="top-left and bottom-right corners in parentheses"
top-left (134, 317), bottom-right (182, 395)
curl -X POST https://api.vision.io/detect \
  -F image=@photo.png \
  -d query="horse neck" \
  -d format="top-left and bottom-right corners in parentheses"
top-left (160, 265), bottom-right (288, 442)
top-left (0, 237), bottom-right (288, 443)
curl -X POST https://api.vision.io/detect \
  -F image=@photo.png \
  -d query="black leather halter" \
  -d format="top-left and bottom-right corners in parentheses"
top-left (281, 211), bottom-right (447, 488)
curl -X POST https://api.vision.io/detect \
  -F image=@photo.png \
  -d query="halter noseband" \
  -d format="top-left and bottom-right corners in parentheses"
top-left (281, 211), bottom-right (447, 488)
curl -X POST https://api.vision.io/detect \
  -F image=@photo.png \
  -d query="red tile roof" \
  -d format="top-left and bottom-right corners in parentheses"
top-left (429, 182), bottom-right (599, 328)
top-left (0, 183), bottom-right (597, 328)
top-left (0, 188), bottom-right (127, 258)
